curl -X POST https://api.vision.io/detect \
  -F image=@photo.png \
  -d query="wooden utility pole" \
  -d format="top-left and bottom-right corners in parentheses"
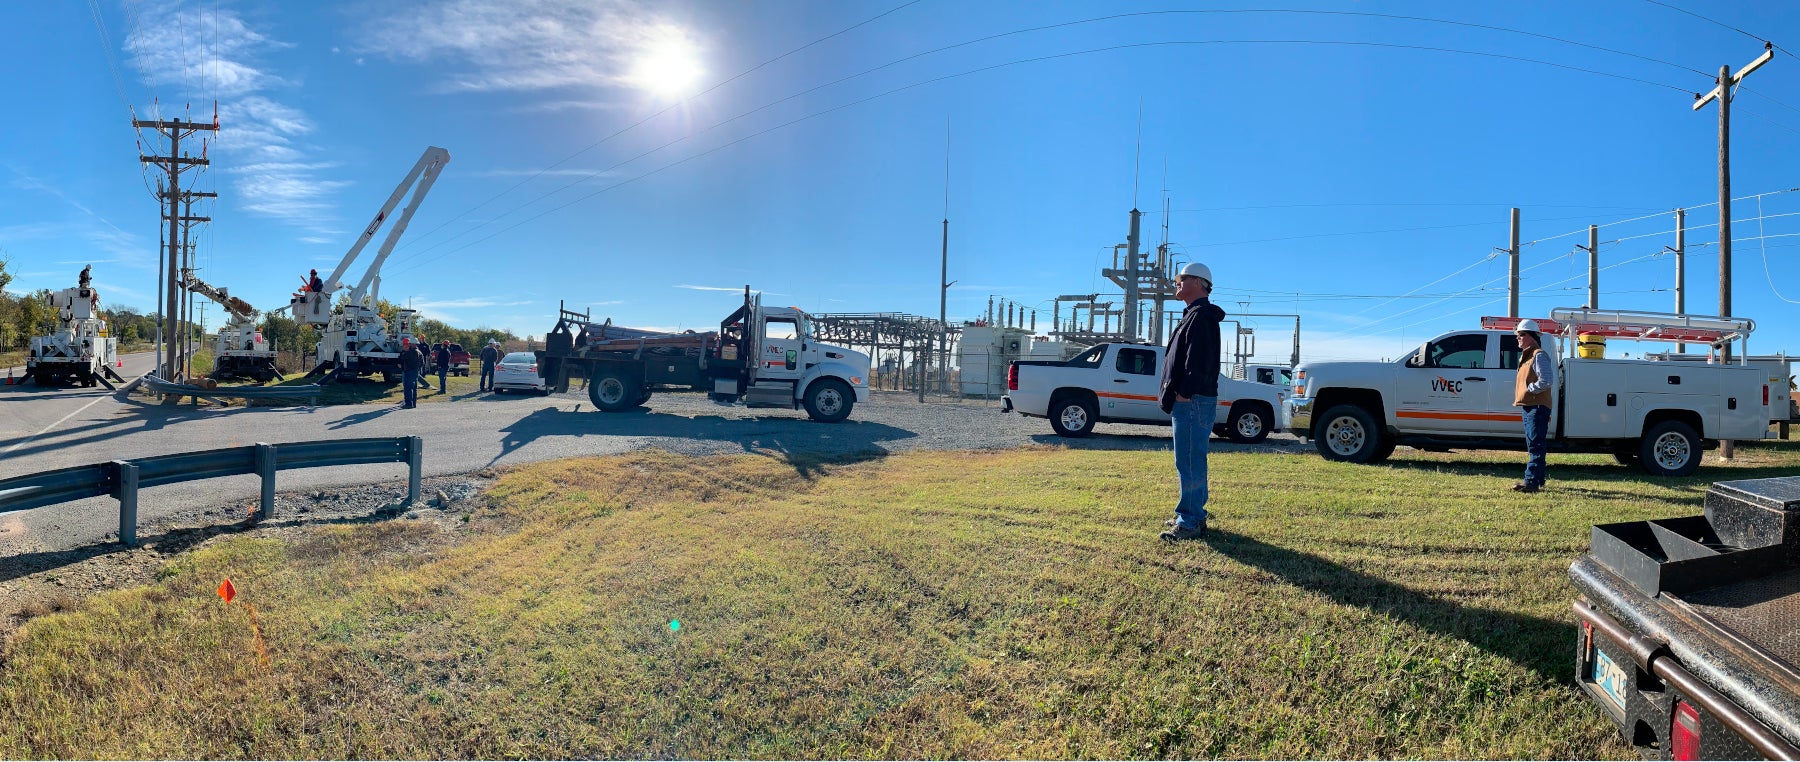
top-left (1673, 208), bottom-right (1686, 353)
top-left (1506, 208), bottom-right (1520, 317)
top-left (135, 114), bottom-right (218, 380)
top-left (1587, 225), bottom-right (1599, 309)
top-left (1693, 42), bottom-right (1772, 460)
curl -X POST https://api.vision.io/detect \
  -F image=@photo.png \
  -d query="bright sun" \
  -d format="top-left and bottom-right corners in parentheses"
top-left (628, 31), bottom-right (705, 99)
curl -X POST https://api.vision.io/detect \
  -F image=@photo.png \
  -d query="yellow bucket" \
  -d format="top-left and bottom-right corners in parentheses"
top-left (1577, 333), bottom-right (1606, 359)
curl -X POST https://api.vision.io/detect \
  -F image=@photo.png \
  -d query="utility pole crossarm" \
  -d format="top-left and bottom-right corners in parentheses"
top-left (140, 156), bottom-right (209, 166)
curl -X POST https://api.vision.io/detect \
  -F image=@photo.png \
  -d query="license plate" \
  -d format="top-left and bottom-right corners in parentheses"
top-left (1591, 644), bottom-right (1628, 711)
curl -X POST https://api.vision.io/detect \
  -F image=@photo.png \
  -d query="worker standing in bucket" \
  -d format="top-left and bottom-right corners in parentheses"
top-left (1158, 261), bottom-right (1226, 542)
top-left (1512, 319), bottom-right (1557, 493)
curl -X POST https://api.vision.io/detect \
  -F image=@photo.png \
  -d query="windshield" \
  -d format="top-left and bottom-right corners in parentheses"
top-left (502, 352), bottom-right (535, 363)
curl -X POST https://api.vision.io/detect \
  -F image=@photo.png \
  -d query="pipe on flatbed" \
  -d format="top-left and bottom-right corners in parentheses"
top-left (1575, 600), bottom-right (1800, 760)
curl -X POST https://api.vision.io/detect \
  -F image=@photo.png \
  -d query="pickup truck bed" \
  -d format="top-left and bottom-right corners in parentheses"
top-left (1571, 476), bottom-right (1800, 759)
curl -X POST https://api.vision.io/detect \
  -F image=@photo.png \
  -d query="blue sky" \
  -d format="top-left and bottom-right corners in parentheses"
top-left (5, 0), bottom-right (1800, 364)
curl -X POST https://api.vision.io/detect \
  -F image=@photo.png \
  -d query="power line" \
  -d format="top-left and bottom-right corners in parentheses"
top-left (1641, 0), bottom-right (1767, 44)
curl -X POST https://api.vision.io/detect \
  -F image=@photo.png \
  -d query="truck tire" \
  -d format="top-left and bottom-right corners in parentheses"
top-left (1225, 402), bottom-right (1272, 444)
top-left (1049, 394), bottom-right (1098, 438)
top-left (1639, 420), bottom-right (1701, 477)
top-left (803, 379), bottom-right (854, 422)
top-left (588, 369), bottom-right (642, 412)
top-left (1314, 404), bottom-right (1386, 463)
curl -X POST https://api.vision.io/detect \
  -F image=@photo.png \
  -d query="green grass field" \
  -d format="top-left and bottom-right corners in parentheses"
top-left (3, 442), bottom-right (1796, 758)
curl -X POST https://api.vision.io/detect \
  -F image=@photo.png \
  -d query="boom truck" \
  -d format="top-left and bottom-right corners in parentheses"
top-left (537, 288), bottom-right (871, 422)
top-left (25, 268), bottom-right (123, 388)
top-left (1286, 308), bottom-right (1773, 477)
top-left (293, 146), bottom-right (448, 383)
top-left (181, 270), bottom-right (281, 382)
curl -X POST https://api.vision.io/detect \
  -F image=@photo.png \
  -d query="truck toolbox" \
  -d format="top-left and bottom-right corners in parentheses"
top-left (1571, 476), bottom-right (1800, 759)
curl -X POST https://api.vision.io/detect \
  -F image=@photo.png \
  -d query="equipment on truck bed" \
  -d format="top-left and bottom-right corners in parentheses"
top-left (294, 146), bottom-right (448, 382)
top-left (181, 270), bottom-right (282, 382)
top-left (25, 266), bottom-right (123, 388)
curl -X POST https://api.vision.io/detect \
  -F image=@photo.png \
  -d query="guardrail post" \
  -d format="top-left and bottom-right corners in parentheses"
top-left (407, 436), bottom-right (423, 506)
top-left (114, 460), bottom-right (139, 547)
top-left (256, 443), bottom-right (277, 522)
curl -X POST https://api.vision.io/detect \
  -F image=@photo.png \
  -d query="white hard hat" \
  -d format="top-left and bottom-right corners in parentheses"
top-left (1178, 261), bottom-right (1213, 284)
top-left (1515, 319), bottom-right (1541, 333)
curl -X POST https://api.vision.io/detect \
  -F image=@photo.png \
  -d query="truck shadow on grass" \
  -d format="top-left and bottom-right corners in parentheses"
top-left (1376, 453), bottom-right (1800, 486)
top-left (490, 406), bottom-right (919, 478)
top-left (1200, 527), bottom-right (1574, 682)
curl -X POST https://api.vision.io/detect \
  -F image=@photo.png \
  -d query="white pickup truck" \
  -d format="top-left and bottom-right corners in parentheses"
top-left (1285, 309), bottom-right (1771, 477)
top-left (1001, 342), bottom-right (1285, 441)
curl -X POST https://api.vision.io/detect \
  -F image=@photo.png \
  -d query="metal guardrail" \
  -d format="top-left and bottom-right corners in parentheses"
top-left (0, 436), bottom-right (422, 547)
top-left (142, 374), bottom-right (322, 405)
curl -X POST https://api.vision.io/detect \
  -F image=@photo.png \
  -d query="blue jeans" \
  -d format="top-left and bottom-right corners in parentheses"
top-left (1171, 396), bottom-right (1219, 528)
top-left (1522, 405), bottom-right (1550, 486)
top-left (437, 368), bottom-right (448, 392)
top-left (402, 369), bottom-right (419, 407)
top-left (480, 364), bottom-right (495, 390)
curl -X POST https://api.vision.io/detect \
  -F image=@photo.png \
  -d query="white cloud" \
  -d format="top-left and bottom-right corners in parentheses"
top-left (125, 4), bottom-right (340, 235)
top-left (359, 0), bottom-right (703, 96)
top-left (411, 297), bottom-right (535, 310)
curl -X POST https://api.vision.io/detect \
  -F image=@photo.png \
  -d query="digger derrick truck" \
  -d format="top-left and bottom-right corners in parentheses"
top-left (181, 270), bottom-right (280, 382)
top-left (291, 146), bottom-right (447, 383)
top-left (538, 289), bottom-right (871, 422)
top-left (26, 275), bottom-right (122, 388)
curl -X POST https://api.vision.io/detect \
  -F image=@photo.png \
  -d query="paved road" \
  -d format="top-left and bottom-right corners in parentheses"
top-left (0, 350), bottom-right (158, 458)
top-left (0, 375), bottom-right (1305, 557)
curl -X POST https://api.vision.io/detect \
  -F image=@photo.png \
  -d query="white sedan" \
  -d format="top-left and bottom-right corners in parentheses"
top-left (492, 352), bottom-right (548, 395)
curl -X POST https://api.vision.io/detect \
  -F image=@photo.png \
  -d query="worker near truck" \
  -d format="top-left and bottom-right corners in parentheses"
top-left (434, 340), bottom-right (452, 393)
top-left (1158, 261), bottom-right (1226, 542)
top-left (400, 340), bottom-right (425, 409)
top-left (1513, 319), bottom-right (1557, 493)
top-left (479, 339), bottom-right (500, 392)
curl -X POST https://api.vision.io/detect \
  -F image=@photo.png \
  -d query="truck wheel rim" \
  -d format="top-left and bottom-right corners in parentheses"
top-left (1236, 412), bottom-right (1263, 438)
top-left (817, 387), bottom-right (844, 416)
top-left (1653, 432), bottom-right (1691, 470)
top-left (597, 378), bottom-right (626, 404)
top-left (1060, 405), bottom-right (1088, 431)
top-left (1325, 416), bottom-right (1364, 455)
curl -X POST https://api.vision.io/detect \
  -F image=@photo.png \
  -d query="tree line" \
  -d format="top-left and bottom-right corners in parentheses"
top-left (0, 259), bottom-right (522, 363)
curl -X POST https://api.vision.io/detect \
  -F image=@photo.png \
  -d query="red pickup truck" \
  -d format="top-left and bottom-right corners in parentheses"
top-left (426, 343), bottom-right (471, 376)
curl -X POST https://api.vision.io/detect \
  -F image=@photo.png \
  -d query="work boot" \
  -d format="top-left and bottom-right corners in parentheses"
top-left (1160, 521), bottom-right (1207, 542)
top-left (1512, 482), bottom-right (1541, 494)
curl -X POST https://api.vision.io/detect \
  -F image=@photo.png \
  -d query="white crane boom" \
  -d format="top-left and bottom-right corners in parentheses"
top-left (181, 270), bottom-right (259, 324)
top-left (295, 146), bottom-right (450, 324)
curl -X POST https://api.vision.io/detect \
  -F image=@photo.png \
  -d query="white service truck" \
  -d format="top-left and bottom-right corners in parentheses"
top-left (1001, 342), bottom-right (1285, 442)
top-left (26, 276), bottom-right (122, 388)
top-left (1285, 309), bottom-right (1773, 477)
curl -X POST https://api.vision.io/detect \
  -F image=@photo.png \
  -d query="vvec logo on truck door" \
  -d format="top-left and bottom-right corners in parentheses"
top-left (1431, 376), bottom-right (1463, 394)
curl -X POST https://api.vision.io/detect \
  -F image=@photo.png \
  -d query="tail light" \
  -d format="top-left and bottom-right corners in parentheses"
top-left (530, 365), bottom-right (537, 373)
top-left (1007, 363), bottom-right (1018, 391)
top-left (1764, 384), bottom-right (1770, 406)
top-left (1671, 700), bottom-right (1701, 761)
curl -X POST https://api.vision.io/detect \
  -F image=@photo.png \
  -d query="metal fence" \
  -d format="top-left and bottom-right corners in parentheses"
top-left (0, 436), bottom-right (422, 547)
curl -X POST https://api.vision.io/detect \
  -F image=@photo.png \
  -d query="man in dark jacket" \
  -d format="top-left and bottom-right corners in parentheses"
top-left (478, 339), bottom-right (501, 392)
top-left (400, 340), bottom-right (425, 408)
top-left (434, 340), bottom-right (452, 393)
top-left (1158, 261), bottom-right (1226, 541)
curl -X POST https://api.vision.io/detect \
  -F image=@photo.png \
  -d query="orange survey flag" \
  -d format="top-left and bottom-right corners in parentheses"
top-left (218, 578), bottom-right (237, 604)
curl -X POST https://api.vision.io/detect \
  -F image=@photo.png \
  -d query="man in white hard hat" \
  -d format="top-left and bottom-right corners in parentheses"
top-left (1158, 261), bottom-right (1226, 541)
top-left (1513, 319), bottom-right (1556, 493)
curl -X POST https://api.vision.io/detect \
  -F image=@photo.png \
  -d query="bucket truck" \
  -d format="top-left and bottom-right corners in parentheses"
top-left (292, 146), bottom-right (449, 383)
top-left (181, 269), bottom-right (281, 382)
top-left (25, 265), bottom-right (123, 388)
